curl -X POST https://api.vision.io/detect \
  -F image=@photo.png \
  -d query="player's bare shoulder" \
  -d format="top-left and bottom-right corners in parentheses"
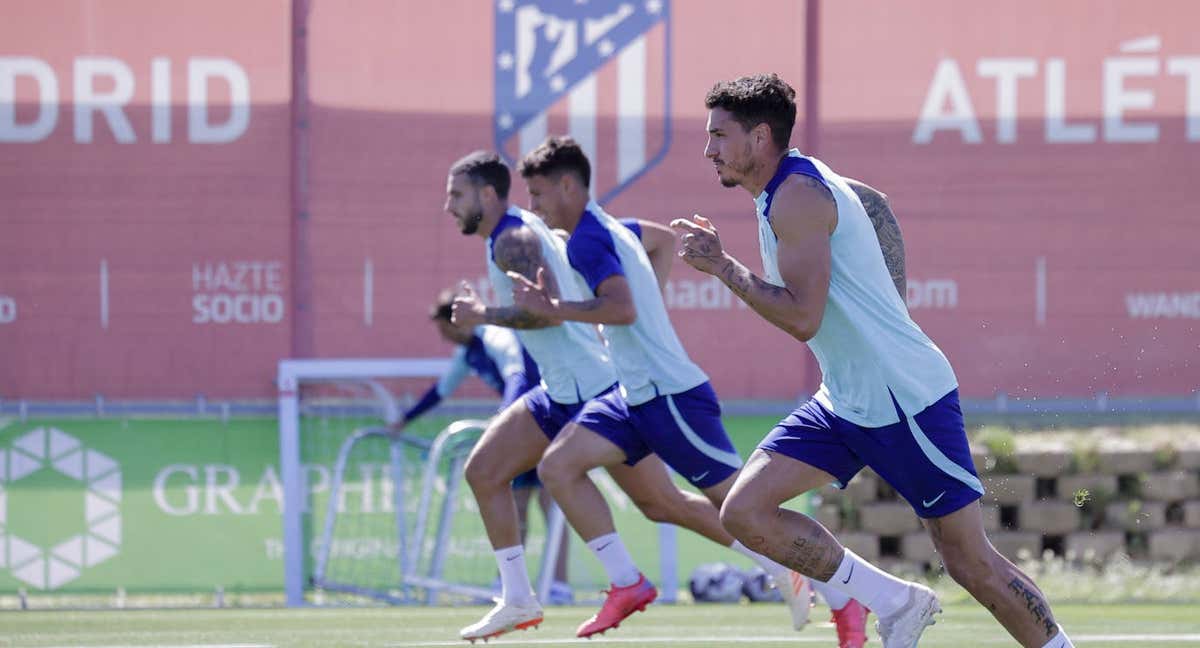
top-left (770, 173), bottom-right (837, 237)
top-left (492, 222), bottom-right (561, 299)
top-left (492, 224), bottom-right (544, 279)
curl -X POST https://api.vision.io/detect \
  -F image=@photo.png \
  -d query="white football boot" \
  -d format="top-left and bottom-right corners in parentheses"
top-left (459, 598), bottom-right (543, 643)
top-left (875, 583), bottom-right (941, 648)
top-left (775, 570), bottom-right (814, 630)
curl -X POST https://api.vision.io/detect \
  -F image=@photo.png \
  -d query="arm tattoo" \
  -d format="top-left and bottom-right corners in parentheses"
top-left (485, 305), bottom-right (552, 329)
top-left (493, 227), bottom-right (558, 296)
top-left (719, 259), bottom-right (792, 301)
top-left (716, 258), bottom-right (805, 339)
top-left (489, 227), bottom-right (559, 329)
top-left (846, 179), bottom-right (906, 300)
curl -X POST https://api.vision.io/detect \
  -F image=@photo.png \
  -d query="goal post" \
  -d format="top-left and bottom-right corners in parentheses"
top-left (276, 357), bottom-right (679, 608)
top-left (277, 358), bottom-right (450, 607)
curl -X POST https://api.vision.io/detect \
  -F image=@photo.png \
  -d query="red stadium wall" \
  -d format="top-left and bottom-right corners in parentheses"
top-left (298, 0), bottom-right (815, 401)
top-left (2, 1), bottom-right (1196, 401)
top-left (1, 0), bottom-right (292, 398)
top-left (819, 0), bottom-right (1200, 399)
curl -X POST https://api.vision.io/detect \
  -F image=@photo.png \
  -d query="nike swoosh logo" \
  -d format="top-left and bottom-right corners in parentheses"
top-left (841, 563), bottom-right (854, 585)
top-left (922, 492), bottom-right (946, 508)
top-left (506, 555), bottom-right (520, 561)
top-left (595, 542), bottom-right (612, 552)
top-left (690, 471), bottom-right (710, 482)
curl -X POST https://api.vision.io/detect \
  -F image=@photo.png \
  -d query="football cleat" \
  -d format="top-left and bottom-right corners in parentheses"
top-left (876, 584), bottom-right (940, 648)
top-left (776, 570), bottom-right (814, 630)
top-left (460, 598), bottom-right (543, 643)
top-left (575, 573), bottom-right (657, 638)
top-left (831, 599), bottom-right (870, 648)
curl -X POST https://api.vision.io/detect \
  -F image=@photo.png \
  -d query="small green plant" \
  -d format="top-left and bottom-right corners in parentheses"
top-left (1070, 439), bottom-right (1101, 473)
top-left (1152, 442), bottom-right (1178, 470)
top-left (974, 426), bottom-right (1018, 473)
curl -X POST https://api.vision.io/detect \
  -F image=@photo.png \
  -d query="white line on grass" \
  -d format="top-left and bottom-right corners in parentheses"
top-left (36, 644), bottom-right (274, 648)
top-left (387, 634), bottom-right (1200, 647)
top-left (388, 639), bottom-right (839, 646)
top-left (1077, 635), bottom-right (1200, 642)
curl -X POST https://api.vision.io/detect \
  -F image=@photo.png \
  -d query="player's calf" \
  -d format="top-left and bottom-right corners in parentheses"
top-left (926, 507), bottom-right (1073, 647)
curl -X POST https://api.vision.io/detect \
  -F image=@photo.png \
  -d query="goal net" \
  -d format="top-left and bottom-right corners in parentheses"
top-left (276, 358), bottom-right (679, 607)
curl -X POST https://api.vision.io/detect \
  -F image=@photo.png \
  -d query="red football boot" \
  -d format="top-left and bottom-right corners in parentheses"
top-left (575, 573), bottom-right (658, 638)
top-left (831, 599), bottom-right (870, 648)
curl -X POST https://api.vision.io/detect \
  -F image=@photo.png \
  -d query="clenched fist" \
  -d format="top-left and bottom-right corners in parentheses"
top-left (670, 214), bottom-right (728, 276)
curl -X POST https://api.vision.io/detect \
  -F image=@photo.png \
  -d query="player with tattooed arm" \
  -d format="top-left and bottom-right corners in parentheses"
top-left (509, 136), bottom-right (871, 646)
top-left (445, 151), bottom-right (825, 642)
top-left (673, 74), bottom-right (1075, 648)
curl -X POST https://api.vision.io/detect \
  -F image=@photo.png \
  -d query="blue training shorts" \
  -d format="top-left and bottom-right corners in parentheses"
top-left (512, 468), bottom-right (540, 489)
top-left (522, 382), bottom-right (620, 441)
top-left (759, 389), bottom-right (983, 519)
top-left (574, 381), bottom-right (742, 489)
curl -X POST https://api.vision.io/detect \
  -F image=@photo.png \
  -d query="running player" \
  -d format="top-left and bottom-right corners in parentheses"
top-left (674, 73), bottom-right (1074, 648)
top-left (509, 136), bottom-right (867, 644)
top-left (442, 151), bottom-right (618, 642)
top-left (444, 151), bottom-right (798, 642)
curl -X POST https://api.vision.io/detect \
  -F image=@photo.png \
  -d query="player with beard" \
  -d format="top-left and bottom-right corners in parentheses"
top-left (510, 136), bottom-right (870, 645)
top-left (444, 151), bottom-right (810, 641)
top-left (673, 73), bottom-right (1075, 648)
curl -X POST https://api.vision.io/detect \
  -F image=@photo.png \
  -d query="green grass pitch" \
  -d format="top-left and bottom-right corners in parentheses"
top-left (3, 602), bottom-right (1199, 647)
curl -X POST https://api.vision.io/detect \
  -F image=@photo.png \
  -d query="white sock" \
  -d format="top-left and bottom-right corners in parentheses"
top-left (824, 548), bottom-right (911, 618)
top-left (494, 545), bottom-right (535, 604)
top-left (729, 540), bottom-right (789, 581)
top-left (1042, 626), bottom-right (1074, 648)
top-left (586, 532), bottom-right (640, 587)
top-left (811, 578), bottom-right (851, 610)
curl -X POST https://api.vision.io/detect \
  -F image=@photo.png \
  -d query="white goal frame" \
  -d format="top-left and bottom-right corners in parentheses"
top-left (277, 358), bottom-right (450, 606)
top-left (278, 357), bottom-right (678, 607)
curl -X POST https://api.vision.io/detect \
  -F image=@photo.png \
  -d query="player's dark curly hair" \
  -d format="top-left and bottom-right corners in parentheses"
top-left (518, 135), bottom-right (591, 188)
top-left (704, 73), bottom-right (796, 150)
top-left (449, 150), bottom-right (511, 199)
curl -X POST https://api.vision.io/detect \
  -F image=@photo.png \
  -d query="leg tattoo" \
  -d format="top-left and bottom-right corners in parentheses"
top-left (1008, 577), bottom-right (1058, 638)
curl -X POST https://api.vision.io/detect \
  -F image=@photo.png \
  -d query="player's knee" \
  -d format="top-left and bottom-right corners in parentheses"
top-left (463, 451), bottom-right (498, 493)
top-left (535, 448), bottom-right (575, 491)
top-left (630, 494), bottom-right (674, 524)
top-left (937, 537), bottom-right (998, 591)
top-left (942, 556), bottom-right (991, 592)
top-left (718, 495), bottom-right (758, 541)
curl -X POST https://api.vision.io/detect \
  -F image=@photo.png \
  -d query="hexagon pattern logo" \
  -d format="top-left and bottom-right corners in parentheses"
top-left (0, 427), bottom-right (122, 589)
